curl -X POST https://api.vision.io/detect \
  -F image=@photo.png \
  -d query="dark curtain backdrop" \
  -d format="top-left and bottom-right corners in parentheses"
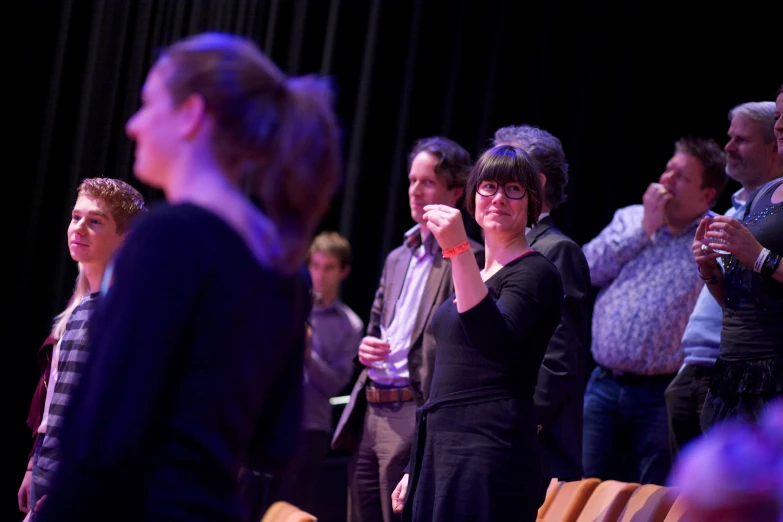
top-left (3, 0), bottom-right (779, 519)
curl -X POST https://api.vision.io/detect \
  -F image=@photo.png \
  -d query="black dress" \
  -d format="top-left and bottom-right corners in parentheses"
top-left (403, 251), bottom-right (563, 522)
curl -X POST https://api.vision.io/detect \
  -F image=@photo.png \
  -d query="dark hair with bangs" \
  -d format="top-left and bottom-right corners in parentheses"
top-left (465, 145), bottom-right (543, 227)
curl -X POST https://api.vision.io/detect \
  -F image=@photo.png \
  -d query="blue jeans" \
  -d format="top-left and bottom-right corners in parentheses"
top-left (582, 366), bottom-right (673, 485)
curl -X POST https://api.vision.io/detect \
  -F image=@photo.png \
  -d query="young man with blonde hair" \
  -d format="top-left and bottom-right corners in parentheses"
top-left (18, 178), bottom-right (146, 519)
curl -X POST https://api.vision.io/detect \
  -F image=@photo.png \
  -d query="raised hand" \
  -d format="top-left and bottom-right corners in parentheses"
top-left (642, 183), bottom-right (673, 237)
top-left (422, 204), bottom-right (468, 250)
top-left (707, 215), bottom-right (764, 268)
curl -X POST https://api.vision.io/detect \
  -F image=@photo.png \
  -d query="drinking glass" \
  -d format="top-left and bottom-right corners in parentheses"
top-left (373, 325), bottom-right (392, 371)
top-left (712, 227), bottom-right (730, 255)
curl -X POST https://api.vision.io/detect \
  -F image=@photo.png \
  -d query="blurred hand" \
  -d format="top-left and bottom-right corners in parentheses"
top-left (392, 473), bottom-right (409, 514)
top-left (18, 470), bottom-right (32, 513)
top-left (707, 215), bottom-right (764, 268)
top-left (693, 216), bottom-right (721, 278)
top-left (422, 204), bottom-right (468, 251)
top-left (358, 336), bottom-right (390, 367)
top-left (304, 324), bottom-right (313, 360)
top-left (642, 183), bottom-right (673, 237)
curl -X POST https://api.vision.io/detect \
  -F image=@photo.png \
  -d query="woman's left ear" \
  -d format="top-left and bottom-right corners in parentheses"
top-left (179, 93), bottom-right (207, 138)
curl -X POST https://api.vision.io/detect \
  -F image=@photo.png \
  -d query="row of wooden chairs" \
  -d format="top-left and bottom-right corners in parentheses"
top-left (538, 478), bottom-right (688, 522)
top-left (260, 478), bottom-right (687, 522)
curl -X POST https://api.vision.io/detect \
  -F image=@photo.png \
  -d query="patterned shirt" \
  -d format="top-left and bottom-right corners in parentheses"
top-left (583, 205), bottom-right (706, 375)
top-left (32, 293), bottom-right (98, 496)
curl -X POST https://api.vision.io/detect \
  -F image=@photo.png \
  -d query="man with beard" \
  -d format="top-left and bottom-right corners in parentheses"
top-left (582, 137), bottom-right (727, 485)
top-left (665, 101), bottom-right (781, 461)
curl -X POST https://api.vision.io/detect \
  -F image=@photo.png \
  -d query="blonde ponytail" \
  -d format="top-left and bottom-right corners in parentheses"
top-left (51, 263), bottom-right (91, 340)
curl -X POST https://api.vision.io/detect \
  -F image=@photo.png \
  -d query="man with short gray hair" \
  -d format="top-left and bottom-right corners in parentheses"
top-left (494, 124), bottom-right (591, 502)
top-left (665, 100), bottom-right (782, 460)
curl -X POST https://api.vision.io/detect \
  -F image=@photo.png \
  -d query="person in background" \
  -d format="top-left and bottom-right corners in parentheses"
top-left (493, 125), bottom-right (591, 499)
top-left (392, 145), bottom-right (563, 522)
top-left (17, 178), bottom-right (146, 519)
top-left (665, 101), bottom-right (782, 460)
top-left (582, 137), bottom-right (727, 485)
top-left (275, 231), bottom-right (364, 517)
top-left (35, 32), bottom-right (342, 522)
top-left (694, 93), bottom-right (783, 431)
top-left (775, 85), bottom-right (783, 155)
top-left (331, 136), bottom-right (482, 522)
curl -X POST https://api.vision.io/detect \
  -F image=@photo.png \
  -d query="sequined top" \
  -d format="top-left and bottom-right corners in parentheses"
top-left (720, 179), bottom-right (783, 360)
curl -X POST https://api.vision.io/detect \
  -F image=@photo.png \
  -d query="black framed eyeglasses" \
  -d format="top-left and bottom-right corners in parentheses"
top-left (476, 181), bottom-right (527, 200)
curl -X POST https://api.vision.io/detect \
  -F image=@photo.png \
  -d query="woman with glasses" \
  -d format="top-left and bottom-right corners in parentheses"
top-left (391, 145), bottom-right (564, 522)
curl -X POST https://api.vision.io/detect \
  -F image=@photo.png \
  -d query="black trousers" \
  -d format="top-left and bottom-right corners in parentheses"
top-left (276, 429), bottom-right (333, 516)
top-left (238, 465), bottom-right (275, 522)
top-left (239, 430), bottom-right (333, 521)
top-left (664, 364), bottom-right (712, 461)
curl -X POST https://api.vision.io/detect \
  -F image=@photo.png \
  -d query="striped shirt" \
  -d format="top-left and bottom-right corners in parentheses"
top-left (32, 293), bottom-right (98, 496)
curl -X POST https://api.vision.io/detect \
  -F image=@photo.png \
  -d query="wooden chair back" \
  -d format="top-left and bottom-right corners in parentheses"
top-left (538, 478), bottom-right (601, 522)
top-left (574, 479), bottom-right (639, 522)
top-left (538, 478), bottom-right (563, 519)
top-left (661, 495), bottom-right (690, 522)
top-left (617, 484), bottom-right (679, 522)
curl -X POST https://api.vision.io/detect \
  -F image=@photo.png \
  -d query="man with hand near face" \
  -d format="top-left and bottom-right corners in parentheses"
top-left (581, 138), bottom-right (727, 486)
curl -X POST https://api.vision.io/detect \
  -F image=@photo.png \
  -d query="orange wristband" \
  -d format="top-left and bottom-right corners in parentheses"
top-left (442, 240), bottom-right (470, 259)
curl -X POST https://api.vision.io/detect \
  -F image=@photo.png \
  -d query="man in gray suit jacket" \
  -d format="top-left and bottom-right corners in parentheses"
top-left (494, 125), bottom-right (591, 500)
top-left (332, 136), bottom-right (483, 522)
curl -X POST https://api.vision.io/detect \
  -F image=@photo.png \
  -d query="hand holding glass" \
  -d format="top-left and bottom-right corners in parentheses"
top-left (709, 219), bottom-right (730, 255)
top-left (373, 326), bottom-right (392, 371)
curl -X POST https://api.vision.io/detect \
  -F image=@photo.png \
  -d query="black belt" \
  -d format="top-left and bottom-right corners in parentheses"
top-left (597, 365), bottom-right (676, 386)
